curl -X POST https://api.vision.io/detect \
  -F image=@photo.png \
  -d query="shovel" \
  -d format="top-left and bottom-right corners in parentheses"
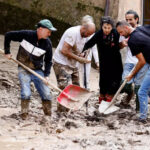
top-left (84, 63), bottom-right (89, 114)
top-left (98, 79), bottom-right (128, 114)
top-left (101, 79), bottom-right (128, 114)
top-left (99, 65), bottom-right (135, 114)
top-left (0, 49), bottom-right (92, 109)
top-left (100, 65), bottom-right (136, 114)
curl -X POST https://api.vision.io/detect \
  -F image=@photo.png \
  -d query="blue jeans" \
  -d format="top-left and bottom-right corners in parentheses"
top-left (122, 63), bottom-right (149, 85)
top-left (138, 65), bottom-right (150, 119)
top-left (18, 67), bottom-right (51, 101)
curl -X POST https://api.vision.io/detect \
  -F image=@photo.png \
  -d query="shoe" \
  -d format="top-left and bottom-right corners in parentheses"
top-left (57, 103), bottom-right (69, 112)
top-left (21, 100), bottom-right (30, 120)
top-left (119, 102), bottom-right (131, 109)
top-left (138, 118), bottom-right (147, 124)
top-left (42, 100), bottom-right (52, 116)
top-left (99, 96), bottom-right (105, 104)
top-left (105, 94), bottom-right (113, 102)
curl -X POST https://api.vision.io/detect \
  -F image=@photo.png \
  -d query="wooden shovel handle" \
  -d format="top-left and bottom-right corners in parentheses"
top-left (103, 79), bottom-right (128, 113)
top-left (0, 49), bottom-right (62, 92)
top-left (0, 49), bottom-right (80, 102)
top-left (103, 65), bottom-right (136, 114)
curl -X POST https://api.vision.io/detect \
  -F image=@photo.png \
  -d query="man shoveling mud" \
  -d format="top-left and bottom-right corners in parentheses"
top-left (4, 19), bottom-right (56, 119)
top-left (116, 21), bottom-right (150, 123)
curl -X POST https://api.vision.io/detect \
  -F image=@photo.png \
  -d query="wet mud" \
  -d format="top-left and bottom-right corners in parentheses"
top-left (0, 35), bottom-right (150, 150)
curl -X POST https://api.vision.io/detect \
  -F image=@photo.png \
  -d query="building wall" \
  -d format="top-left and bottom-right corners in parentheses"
top-left (117, 0), bottom-right (142, 23)
top-left (0, 0), bottom-right (106, 28)
top-left (0, 0), bottom-right (106, 46)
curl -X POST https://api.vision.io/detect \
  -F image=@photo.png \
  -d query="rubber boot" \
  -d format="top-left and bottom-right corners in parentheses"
top-left (99, 96), bottom-right (105, 104)
top-left (105, 94), bottom-right (113, 102)
top-left (120, 83), bottom-right (134, 106)
top-left (134, 85), bottom-right (140, 112)
top-left (21, 100), bottom-right (30, 120)
top-left (57, 103), bottom-right (69, 113)
top-left (42, 100), bottom-right (52, 116)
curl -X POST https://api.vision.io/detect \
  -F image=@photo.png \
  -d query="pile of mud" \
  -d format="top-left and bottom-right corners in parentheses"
top-left (0, 66), bottom-right (150, 149)
top-left (0, 37), bottom-right (150, 150)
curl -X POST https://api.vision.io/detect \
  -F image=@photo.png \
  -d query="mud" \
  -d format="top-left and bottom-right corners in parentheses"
top-left (0, 35), bottom-right (150, 150)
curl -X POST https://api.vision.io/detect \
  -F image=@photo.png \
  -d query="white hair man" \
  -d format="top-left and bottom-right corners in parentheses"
top-left (53, 16), bottom-right (95, 112)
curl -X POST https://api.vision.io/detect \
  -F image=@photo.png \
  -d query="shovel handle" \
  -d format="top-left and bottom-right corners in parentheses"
top-left (103, 66), bottom-right (136, 113)
top-left (0, 49), bottom-right (80, 102)
top-left (103, 79), bottom-right (128, 113)
top-left (0, 49), bottom-right (63, 92)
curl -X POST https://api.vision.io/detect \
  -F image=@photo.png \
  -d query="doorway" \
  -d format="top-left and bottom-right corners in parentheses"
top-left (143, 0), bottom-right (150, 25)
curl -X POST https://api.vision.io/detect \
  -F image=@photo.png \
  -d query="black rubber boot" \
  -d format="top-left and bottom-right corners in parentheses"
top-left (21, 100), bottom-right (30, 120)
top-left (42, 100), bottom-right (52, 116)
top-left (120, 83), bottom-right (134, 106)
top-left (134, 85), bottom-right (140, 112)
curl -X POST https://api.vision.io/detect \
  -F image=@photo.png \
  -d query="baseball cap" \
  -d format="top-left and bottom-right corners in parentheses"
top-left (36, 19), bottom-right (57, 31)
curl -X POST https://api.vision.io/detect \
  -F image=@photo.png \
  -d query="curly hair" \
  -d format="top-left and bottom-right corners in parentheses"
top-left (100, 16), bottom-right (114, 28)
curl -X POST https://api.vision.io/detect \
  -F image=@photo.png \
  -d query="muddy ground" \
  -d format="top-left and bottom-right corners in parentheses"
top-left (0, 35), bottom-right (150, 150)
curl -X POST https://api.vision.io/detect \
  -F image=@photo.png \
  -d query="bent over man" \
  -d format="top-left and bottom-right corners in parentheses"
top-left (119, 10), bottom-right (148, 111)
top-left (53, 18), bottom-right (95, 111)
top-left (117, 21), bottom-right (150, 123)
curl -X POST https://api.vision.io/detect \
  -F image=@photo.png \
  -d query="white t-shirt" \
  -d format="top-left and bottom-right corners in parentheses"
top-left (119, 36), bottom-right (138, 64)
top-left (53, 26), bottom-right (87, 68)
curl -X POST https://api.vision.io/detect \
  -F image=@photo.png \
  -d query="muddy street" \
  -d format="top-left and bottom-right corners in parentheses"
top-left (0, 35), bottom-right (150, 150)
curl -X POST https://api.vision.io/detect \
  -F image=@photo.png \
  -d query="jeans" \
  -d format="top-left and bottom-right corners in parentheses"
top-left (138, 65), bottom-right (150, 119)
top-left (18, 67), bottom-right (51, 101)
top-left (122, 63), bottom-right (149, 85)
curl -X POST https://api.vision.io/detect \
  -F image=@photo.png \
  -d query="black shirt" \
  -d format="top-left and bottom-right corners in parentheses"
top-left (4, 30), bottom-right (53, 76)
top-left (83, 29), bottom-right (122, 67)
top-left (128, 25), bottom-right (150, 64)
top-left (82, 28), bottom-right (123, 79)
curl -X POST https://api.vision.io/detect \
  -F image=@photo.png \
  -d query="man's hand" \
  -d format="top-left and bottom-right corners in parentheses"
top-left (125, 74), bottom-right (133, 82)
top-left (95, 62), bottom-right (99, 70)
top-left (78, 57), bottom-right (91, 64)
top-left (122, 39), bottom-right (128, 47)
top-left (79, 50), bottom-right (90, 58)
top-left (5, 54), bottom-right (12, 59)
top-left (44, 76), bottom-right (49, 85)
top-left (119, 38), bottom-right (128, 49)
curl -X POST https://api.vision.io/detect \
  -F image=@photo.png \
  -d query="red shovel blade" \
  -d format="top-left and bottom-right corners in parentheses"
top-left (57, 84), bottom-right (92, 110)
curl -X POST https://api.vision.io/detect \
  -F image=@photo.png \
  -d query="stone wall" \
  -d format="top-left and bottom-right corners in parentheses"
top-left (0, 0), bottom-right (109, 47)
top-left (0, 0), bottom-right (106, 28)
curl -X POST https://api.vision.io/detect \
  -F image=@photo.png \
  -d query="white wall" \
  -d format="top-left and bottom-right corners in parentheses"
top-left (117, 0), bottom-right (142, 23)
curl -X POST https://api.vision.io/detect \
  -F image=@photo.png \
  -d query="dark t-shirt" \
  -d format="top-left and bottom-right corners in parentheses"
top-left (82, 28), bottom-right (123, 79)
top-left (128, 25), bottom-right (150, 64)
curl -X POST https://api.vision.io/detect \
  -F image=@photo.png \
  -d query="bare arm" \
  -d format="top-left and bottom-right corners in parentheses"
top-left (61, 42), bottom-right (90, 63)
top-left (126, 53), bottom-right (146, 81)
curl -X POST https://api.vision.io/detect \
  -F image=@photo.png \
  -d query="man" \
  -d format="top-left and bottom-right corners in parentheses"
top-left (4, 19), bottom-right (56, 119)
top-left (119, 10), bottom-right (148, 111)
top-left (53, 18), bottom-right (95, 111)
top-left (78, 15), bottom-right (99, 90)
top-left (116, 21), bottom-right (150, 123)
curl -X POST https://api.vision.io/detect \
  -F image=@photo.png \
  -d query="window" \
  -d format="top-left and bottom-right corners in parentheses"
top-left (143, 0), bottom-right (150, 25)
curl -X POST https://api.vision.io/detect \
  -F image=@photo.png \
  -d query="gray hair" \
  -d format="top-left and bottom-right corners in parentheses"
top-left (81, 15), bottom-right (94, 25)
top-left (116, 20), bottom-right (131, 28)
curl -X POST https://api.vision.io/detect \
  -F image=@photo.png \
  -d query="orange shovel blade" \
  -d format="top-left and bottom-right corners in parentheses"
top-left (57, 84), bottom-right (92, 110)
